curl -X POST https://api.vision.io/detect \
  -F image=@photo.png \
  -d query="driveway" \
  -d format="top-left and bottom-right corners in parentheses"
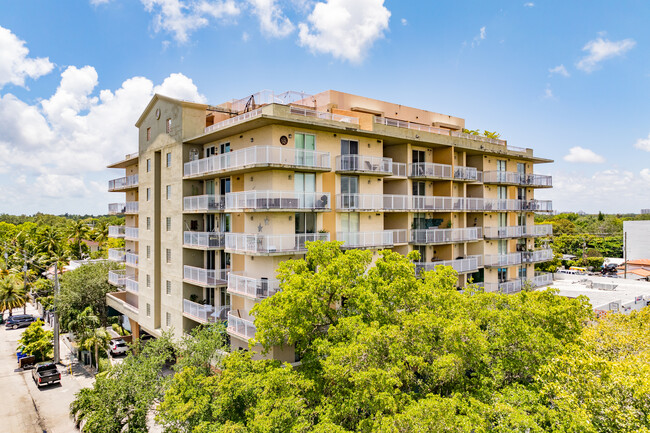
top-left (0, 304), bottom-right (95, 433)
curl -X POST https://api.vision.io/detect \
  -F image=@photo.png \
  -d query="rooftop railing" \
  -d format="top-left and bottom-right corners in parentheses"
top-left (108, 248), bottom-right (125, 262)
top-left (450, 130), bottom-right (506, 146)
top-left (225, 232), bottom-right (330, 255)
top-left (125, 227), bottom-right (138, 240)
top-left (289, 106), bottom-right (359, 125)
top-left (183, 265), bottom-right (228, 287)
top-left (227, 310), bottom-right (256, 340)
top-left (374, 116), bottom-right (451, 135)
top-left (205, 108), bottom-right (263, 134)
top-left (183, 195), bottom-right (225, 212)
top-left (108, 203), bottom-right (126, 215)
top-left (125, 201), bottom-right (139, 214)
top-left (183, 231), bottom-right (226, 249)
top-left (227, 273), bottom-right (280, 299)
top-left (108, 225), bottom-right (125, 238)
top-left (183, 299), bottom-right (230, 323)
top-left (408, 162), bottom-right (453, 179)
top-left (108, 269), bottom-right (126, 286)
top-left (108, 174), bottom-right (139, 191)
top-left (125, 252), bottom-right (138, 267)
top-left (184, 146), bottom-right (331, 178)
top-left (416, 255), bottom-right (483, 275)
top-left (335, 154), bottom-right (393, 175)
top-left (225, 191), bottom-right (331, 211)
top-left (411, 227), bottom-right (482, 244)
top-left (337, 230), bottom-right (407, 249)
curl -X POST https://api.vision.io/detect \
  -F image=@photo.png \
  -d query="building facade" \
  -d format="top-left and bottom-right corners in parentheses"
top-left (106, 90), bottom-right (554, 360)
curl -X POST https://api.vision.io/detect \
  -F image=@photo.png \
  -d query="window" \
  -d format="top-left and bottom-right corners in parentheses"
top-left (166, 217), bottom-right (171, 231)
top-left (166, 312), bottom-right (171, 327)
top-left (166, 249), bottom-right (171, 263)
top-left (146, 217), bottom-right (151, 230)
top-left (498, 268), bottom-right (508, 283)
top-left (341, 175), bottom-right (359, 208)
top-left (205, 146), bottom-right (216, 157)
top-left (295, 134), bottom-right (315, 165)
top-left (340, 138), bottom-right (358, 170)
top-left (496, 160), bottom-right (507, 182)
top-left (146, 158), bottom-right (151, 172)
top-left (146, 274), bottom-right (151, 287)
top-left (166, 118), bottom-right (171, 134)
top-left (412, 150), bottom-right (426, 176)
top-left (518, 187), bottom-right (526, 201)
top-left (295, 213), bottom-right (316, 234)
top-left (497, 186), bottom-right (507, 200)
top-left (166, 152), bottom-right (171, 167)
top-left (147, 187), bottom-right (151, 201)
top-left (340, 213), bottom-right (359, 246)
top-left (518, 266), bottom-right (528, 279)
top-left (166, 185), bottom-right (171, 200)
top-left (146, 245), bottom-right (151, 259)
top-left (166, 280), bottom-right (171, 295)
top-left (146, 303), bottom-right (151, 317)
top-left (295, 172), bottom-right (316, 207)
top-left (146, 128), bottom-right (151, 141)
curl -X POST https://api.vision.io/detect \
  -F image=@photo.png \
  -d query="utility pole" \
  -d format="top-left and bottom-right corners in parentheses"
top-left (53, 261), bottom-right (60, 364)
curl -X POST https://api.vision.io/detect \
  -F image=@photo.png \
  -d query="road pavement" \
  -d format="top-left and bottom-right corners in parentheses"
top-left (0, 303), bottom-right (95, 433)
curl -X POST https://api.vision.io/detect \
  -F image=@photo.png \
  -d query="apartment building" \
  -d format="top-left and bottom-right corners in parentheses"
top-left (106, 90), bottom-right (554, 360)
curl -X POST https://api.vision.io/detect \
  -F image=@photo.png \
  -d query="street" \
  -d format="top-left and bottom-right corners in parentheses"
top-left (0, 303), bottom-right (94, 433)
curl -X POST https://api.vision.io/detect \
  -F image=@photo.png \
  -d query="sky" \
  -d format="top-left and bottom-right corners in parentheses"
top-left (0, 0), bottom-right (648, 215)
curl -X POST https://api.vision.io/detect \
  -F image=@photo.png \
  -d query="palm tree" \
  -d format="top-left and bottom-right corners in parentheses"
top-left (39, 226), bottom-right (65, 263)
top-left (66, 220), bottom-right (90, 260)
top-left (91, 221), bottom-right (109, 250)
top-left (81, 327), bottom-right (111, 372)
top-left (0, 275), bottom-right (29, 318)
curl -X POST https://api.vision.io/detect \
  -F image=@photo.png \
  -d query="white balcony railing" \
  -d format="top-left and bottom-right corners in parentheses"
top-left (412, 196), bottom-right (466, 211)
top-left (484, 225), bottom-right (553, 239)
top-left (526, 224), bottom-right (553, 237)
top-left (183, 231), bottom-right (225, 249)
top-left (184, 146), bottom-right (331, 178)
top-left (108, 225), bottom-right (125, 238)
top-left (335, 154), bottom-right (393, 175)
top-left (525, 174), bottom-right (553, 187)
top-left (484, 252), bottom-right (523, 267)
top-left (227, 273), bottom-right (280, 299)
top-left (337, 230), bottom-right (407, 249)
top-left (183, 195), bottom-right (225, 212)
top-left (108, 174), bottom-right (139, 191)
top-left (409, 162), bottom-right (453, 179)
top-left (125, 252), bottom-right (139, 267)
top-left (450, 130), bottom-right (506, 146)
top-left (483, 171), bottom-right (553, 188)
top-left (531, 272), bottom-right (553, 287)
top-left (225, 232), bottom-right (330, 255)
top-left (391, 162), bottom-right (407, 177)
top-left (411, 227), bottom-right (482, 244)
top-left (125, 276), bottom-right (138, 293)
top-left (125, 201), bottom-right (139, 214)
top-left (374, 116), bottom-right (451, 135)
top-left (454, 166), bottom-right (479, 181)
top-left (225, 191), bottom-right (331, 211)
top-left (183, 265), bottom-right (228, 286)
top-left (124, 227), bottom-right (139, 240)
top-left (108, 248), bottom-right (125, 262)
top-left (289, 106), bottom-right (360, 125)
top-left (336, 194), bottom-right (411, 211)
top-left (416, 255), bottom-right (483, 275)
top-left (108, 203), bottom-right (126, 215)
top-left (522, 248), bottom-right (554, 263)
top-left (484, 272), bottom-right (554, 294)
top-left (183, 299), bottom-right (230, 322)
top-left (227, 311), bottom-right (256, 340)
top-left (108, 269), bottom-right (126, 286)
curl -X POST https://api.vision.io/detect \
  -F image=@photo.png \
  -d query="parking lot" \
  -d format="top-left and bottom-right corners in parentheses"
top-left (0, 304), bottom-right (95, 433)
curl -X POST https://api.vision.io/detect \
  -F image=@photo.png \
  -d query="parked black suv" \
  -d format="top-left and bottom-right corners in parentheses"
top-left (5, 314), bottom-right (37, 329)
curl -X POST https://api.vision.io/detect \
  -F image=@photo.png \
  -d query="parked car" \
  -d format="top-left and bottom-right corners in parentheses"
top-left (109, 339), bottom-right (129, 356)
top-left (32, 362), bottom-right (61, 387)
top-left (5, 314), bottom-right (37, 329)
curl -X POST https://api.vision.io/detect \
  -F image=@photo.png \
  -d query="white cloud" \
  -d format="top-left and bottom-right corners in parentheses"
top-left (563, 146), bottom-right (605, 163)
top-left (401, 18), bottom-right (407, 26)
top-left (141, 0), bottom-right (240, 43)
top-left (0, 26), bottom-right (54, 89)
top-left (242, 31), bottom-right (250, 42)
top-left (471, 26), bottom-right (486, 48)
top-left (634, 133), bottom-right (650, 152)
top-left (248, 0), bottom-right (295, 38)
top-left (542, 86), bottom-right (555, 100)
top-left (548, 64), bottom-right (570, 77)
top-left (524, 2), bottom-right (534, 7)
top-left (298, 0), bottom-right (391, 63)
top-left (154, 72), bottom-right (207, 102)
top-left (90, 0), bottom-right (112, 4)
top-left (576, 36), bottom-right (636, 73)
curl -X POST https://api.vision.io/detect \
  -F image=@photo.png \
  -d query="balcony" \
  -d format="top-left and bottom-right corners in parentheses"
top-left (227, 310), bottom-right (256, 340)
top-left (374, 116), bottom-right (452, 136)
top-left (481, 199), bottom-right (553, 213)
top-left (183, 146), bottom-right (331, 178)
top-left (526, 224), bottom-right (553, 237)
top-left (108, 269), bottom-right (126, 286)
top-left (205, 107), bottom-right (263, 134)
top-left (484, 272), bottom-right (554, 294)
top-left (224, 233), bottom-right (330, 255)
top-left (125, 227), bottom-right (139, 240)
top-left (125, 276), bottom-right (138, 293)
top-left (522, 248), bottom-right (553, 264)
top-left (390, 162), bottom-right (407, 177)
top-left (106, 292), bottom-right (139, 316)
top-left (227, 273), bottom-right (280, 299)
top-left (225, 191), bottom-right (331, 212)
top-left (530, 272), bottom-right (553, 287)
top-left (408, 162), bottom-right (453, 180)
top-left (108, 225), bottom-right (125, 238)
top-left (336, 194), bottom-right (410, 212)
top-left (484, 252), bottom-right (523, 267)
top-left (483, 226), bottom-right (526, 239)
top-left (125, 201), bottom-right (139, 214)
top-left (411, 227), bottom-right (482, 244)
top-left (183, 231), bottom-right (225, 249)
top-left (412, 196), bottom-right (466, 211)
top-left (337, 230), bottom-right (408, 249)
top-left (108, 174), bottom-right (139, 192)
top-left (108, 203), bottom-right (125, 215)
top-left (183, 195), bottom-right (225, 212)
top-left (125, 252), bottom-right (138, 267)
top-left (335, 155), bottom-right (393, 175)
top-left (183, 265), bottom-right (228, 287)
top-left (453, 166), bottom-right (479, 182)
top-left (108, 248), bottom-right (125, 262)
top-left (483, 171), bottom-right (553, 188)
top-left (416, 255), bottom-right (483, 275)
top-left (183, 299), bottom-right (230, 323)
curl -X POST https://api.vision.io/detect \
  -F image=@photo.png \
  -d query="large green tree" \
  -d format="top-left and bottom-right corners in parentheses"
top-left (0, 275), bottom-right (29, 317)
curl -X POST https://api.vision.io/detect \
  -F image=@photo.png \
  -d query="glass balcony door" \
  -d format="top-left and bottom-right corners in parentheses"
top-left (296, 133), bottom-right (315, 167)
top-left (341, 175), bottom-right (359, 208)
top-left (295, 172), bottom-right (316, 208)
top-left (341, 139), bottom-right (359, 170)
top-left (341, 212), bottom-right (360, 246)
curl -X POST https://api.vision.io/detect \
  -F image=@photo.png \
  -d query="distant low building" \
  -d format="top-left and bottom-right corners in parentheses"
top-left (641, 209), bottom-right (650, 214)
top-left (616, 259), bottom-right (650, 279)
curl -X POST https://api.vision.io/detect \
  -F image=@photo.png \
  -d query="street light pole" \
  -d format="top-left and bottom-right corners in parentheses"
top-left (53, 261), bottom-right (60, 364)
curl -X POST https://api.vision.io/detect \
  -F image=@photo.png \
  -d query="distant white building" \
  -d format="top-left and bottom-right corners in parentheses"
top-left (641, 209), bottom-right (650, 214)
top-left (623, 221), bottom-right (650, 261)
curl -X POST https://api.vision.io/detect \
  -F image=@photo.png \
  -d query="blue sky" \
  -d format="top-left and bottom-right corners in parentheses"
top-left (0, 0), bottom-right (648, 214)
